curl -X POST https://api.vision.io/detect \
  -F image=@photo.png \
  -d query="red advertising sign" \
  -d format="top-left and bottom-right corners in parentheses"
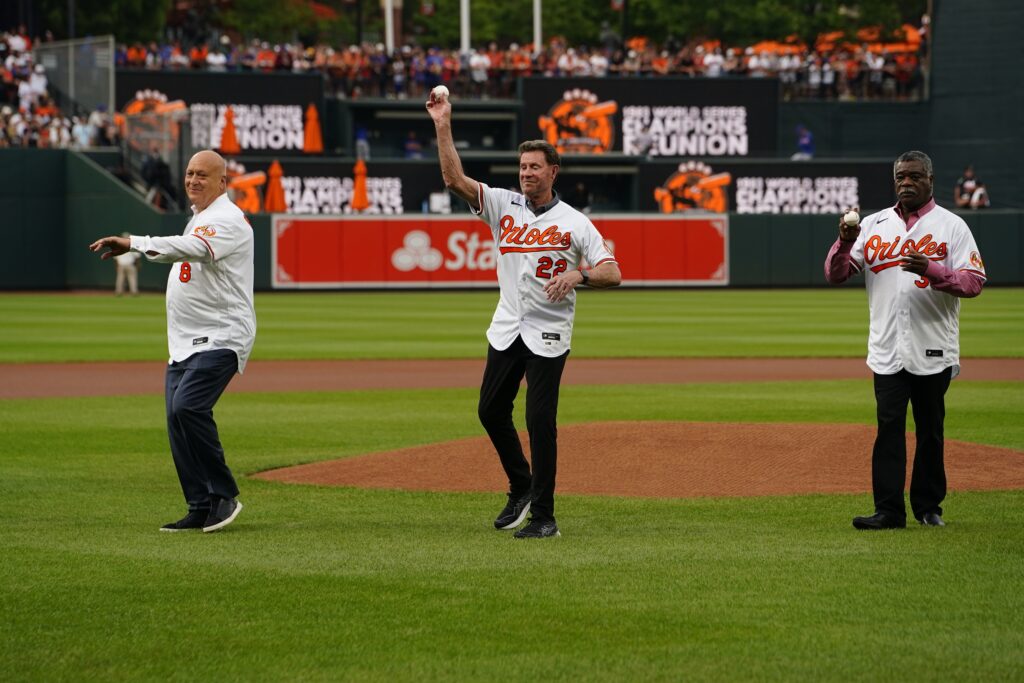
top-left (272, 214), bottom-right (727, 288)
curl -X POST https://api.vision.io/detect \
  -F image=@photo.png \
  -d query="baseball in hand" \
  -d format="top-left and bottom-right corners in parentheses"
top-left (843, 210), bottom-right (860, 227)
top-left (431, 85), bottom-right (450, 101)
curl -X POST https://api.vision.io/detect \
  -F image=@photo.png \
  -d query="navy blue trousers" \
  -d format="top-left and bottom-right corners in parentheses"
top-left (871, 367), bottom-right (952, 523)
top-left (478, 336), bottom-right (569, 521)
top-left (165, 349), bottom-right (240, 512)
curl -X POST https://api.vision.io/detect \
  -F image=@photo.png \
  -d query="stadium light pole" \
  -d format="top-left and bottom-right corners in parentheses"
top-left (533, 0), bottom-right (542, 56)
top-left (384, 0), bottom-right (395, 53)
top-left (68, 0), bottom-right (75, 39)
top-left (460, 0), bottom-right (470, 55)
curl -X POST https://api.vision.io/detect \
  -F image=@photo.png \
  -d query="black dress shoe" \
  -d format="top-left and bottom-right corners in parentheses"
top-left (852, 512), bottom-right (906, 530)
top-left (920, 512), bottom-right (945, 527)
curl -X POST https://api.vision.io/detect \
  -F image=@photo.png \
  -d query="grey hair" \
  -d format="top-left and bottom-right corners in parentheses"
top-left (894, 150), bottom-right (933, 176)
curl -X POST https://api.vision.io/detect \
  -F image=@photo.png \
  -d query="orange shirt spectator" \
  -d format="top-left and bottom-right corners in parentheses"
top-left (651, 51), bottom-right (670, 75)
top-left (189, 44), bottom-right (209, 69)
top-left (126, 44), bottom-right (147, 67)
top-left (510, 48), bottom-right (532, 77)
top-left (256, 44), bottom-right (277, 71)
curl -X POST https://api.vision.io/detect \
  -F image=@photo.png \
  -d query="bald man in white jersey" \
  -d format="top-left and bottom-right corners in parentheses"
top-left (427, 89), bottom-right (621, 539)
top-left (825, 150), bottom-right (985, 530)
top-left (90, 150), bottom-right (255, 533)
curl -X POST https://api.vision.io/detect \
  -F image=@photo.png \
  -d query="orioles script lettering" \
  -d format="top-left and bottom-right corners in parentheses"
top-left (498, 215), bottom-right (572, 254)
top-left (865, 233), bottom-right (948, 273)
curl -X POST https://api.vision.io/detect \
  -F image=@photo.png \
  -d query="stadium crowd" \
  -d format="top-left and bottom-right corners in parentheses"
top-left (2, 17), bottom-right (927, 150)
top-left (113, 29), bottom-right (926, 102)
top-left (1, 27), bottom-right (120, 149)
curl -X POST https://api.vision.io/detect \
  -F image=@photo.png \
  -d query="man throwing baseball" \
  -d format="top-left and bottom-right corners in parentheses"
top-left (825, 150), bottom-right (986, 530)
top-left (426, 87), bottom-right (621, 538)
top-left (89, 150), bottom-right (255, 533)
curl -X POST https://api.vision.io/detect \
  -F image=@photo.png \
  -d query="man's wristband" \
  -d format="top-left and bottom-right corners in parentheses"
top-left (580, 269), bottom-right (590, 286)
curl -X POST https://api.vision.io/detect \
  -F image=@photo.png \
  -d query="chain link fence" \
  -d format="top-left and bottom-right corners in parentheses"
top-left (122, 107), bottom-right (194, 211)
top-left (33, 35), bottom-right (114, 117)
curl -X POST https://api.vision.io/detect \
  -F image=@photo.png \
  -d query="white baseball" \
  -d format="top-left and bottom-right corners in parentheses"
top-left (432, 85), bottom-right (450, 100)
top-left (843, 210), bottom-right (860, 227)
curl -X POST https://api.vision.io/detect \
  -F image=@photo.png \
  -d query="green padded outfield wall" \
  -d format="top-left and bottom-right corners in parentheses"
top-left (928, 0), bottom-right (1023, 210)
top-left (0, 149), bottom-right (66, 289)
top-left (64, 151), bottom-right (176, 290)
top-left (728, 210), bottom-right (1024, 288)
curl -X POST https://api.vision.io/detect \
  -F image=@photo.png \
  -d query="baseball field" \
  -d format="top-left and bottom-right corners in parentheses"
top-left (2, 288), bottom-right (1023, 681)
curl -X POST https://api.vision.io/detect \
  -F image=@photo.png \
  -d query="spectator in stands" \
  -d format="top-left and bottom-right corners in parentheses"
top-left (469, 48), bottom-right (490, 98)
top-left (141, 144), bottom-right (176, 209)
top-left (791, 124), bottom-right (815, 160)
top-left (954, 165), bottom-right (990, 209)
top-left (71, 116), bottom-right (91, 148)
top-left (566, 181), bottom-right (593, 214)
top-left (403, 130), bottom-right (423, 159)
top-left (355, 126), bottom-right (371, 160)
top-left (206, 37), bottom-right (230, 71)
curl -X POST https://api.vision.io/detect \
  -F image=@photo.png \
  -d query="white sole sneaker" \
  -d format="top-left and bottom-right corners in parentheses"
top-left (202, 500), bottom-right (243, 533)
top-left (497, 501), bottom-right (531, 530)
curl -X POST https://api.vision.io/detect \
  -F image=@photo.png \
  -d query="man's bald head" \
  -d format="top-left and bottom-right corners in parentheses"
top-left (184, 149), bottom-right (228, 212)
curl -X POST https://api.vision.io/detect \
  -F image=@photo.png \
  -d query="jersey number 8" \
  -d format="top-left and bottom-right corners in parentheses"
top-left (179, 262), bottom-right (192, 283)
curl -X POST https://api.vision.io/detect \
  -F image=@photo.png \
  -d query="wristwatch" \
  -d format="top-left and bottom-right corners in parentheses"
top-left (580, 269), bottom-right (590, 286)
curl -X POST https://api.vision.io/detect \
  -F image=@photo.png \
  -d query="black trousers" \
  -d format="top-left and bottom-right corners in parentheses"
top-left (478, 336), bottom-right (569, 521)
top-left (871, 367), bottom-right (952, 522)
top-left (165, 349), bottom-right (240, 512)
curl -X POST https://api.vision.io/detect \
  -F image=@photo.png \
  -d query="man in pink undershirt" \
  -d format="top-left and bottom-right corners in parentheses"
top-left (825, 150), bottom-right (986, 530)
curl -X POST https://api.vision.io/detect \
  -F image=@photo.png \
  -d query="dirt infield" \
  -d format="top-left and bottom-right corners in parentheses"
top-left (6, 358), bottom-right (1022, 499)
top-left (2, 357), bottom-right (1022, 399)
top-left (254, 421), bottom-right (1024, 498)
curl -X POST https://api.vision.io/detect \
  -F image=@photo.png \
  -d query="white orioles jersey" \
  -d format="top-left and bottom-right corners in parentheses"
top-left (474, 183), bottom-right (617, 357)
top-left (130, 193), bottom-right (256, 372)
top-left (847, 203), bottom-right (985, 376)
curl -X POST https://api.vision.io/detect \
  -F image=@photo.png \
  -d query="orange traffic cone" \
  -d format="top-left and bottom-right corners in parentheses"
top-left (351, 159), bottom-right (369, 212)
top-left (219, 106), bottom-right (241, 155)
top-left (303, 103), bottom-right (323, 154)
top-left (264, 160), bottom-right (288, 213)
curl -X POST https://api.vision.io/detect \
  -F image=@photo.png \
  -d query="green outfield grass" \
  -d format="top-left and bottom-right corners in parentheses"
top-left (2, 382), bottom-right (1023, 681)
top-left (2, 288), bottom-right (1022, 681)
top-left (1, 288), bottom-right (1021, 362)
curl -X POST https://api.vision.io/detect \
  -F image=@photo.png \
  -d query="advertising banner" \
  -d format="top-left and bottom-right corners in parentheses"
top-left (272, 214), bottom-right (727, 289)
top-left (639, 159), bottom-right (894, 215)
top-left (521, 77), bottom-right (778, 157)
top-left (116, 70), bottom-right (325, 156)
top-left (226, 158), bottom-right (411, 215)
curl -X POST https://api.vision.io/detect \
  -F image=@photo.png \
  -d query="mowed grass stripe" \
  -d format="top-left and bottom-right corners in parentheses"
top-left (1, 288), bottom-right (1021, 362)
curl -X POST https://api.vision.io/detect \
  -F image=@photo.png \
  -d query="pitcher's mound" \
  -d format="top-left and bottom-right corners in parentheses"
top-left (253, 421), bottom-right (1024, 498)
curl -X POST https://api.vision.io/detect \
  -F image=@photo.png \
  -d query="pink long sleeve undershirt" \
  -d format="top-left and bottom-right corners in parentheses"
top-left (824, 238), bottom-right (984, 298)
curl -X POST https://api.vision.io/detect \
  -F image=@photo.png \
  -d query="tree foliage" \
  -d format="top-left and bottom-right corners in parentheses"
top-left (32, 0), bottom-right (172, 44)
top-left (407, 0), bottom-right (924, 49)
top-left (23, 0), bottom-right (927, 49)
top-left (221, 0), bottom-right (321, 45)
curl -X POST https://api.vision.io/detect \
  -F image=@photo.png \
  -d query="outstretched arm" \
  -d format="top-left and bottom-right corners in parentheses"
top-left (90, 233), bottom-right (213, 264)
top-left (426, 90), bottom-right (480, 210)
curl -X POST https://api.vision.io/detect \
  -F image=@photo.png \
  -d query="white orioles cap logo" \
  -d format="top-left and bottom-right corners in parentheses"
top-left (392, 230), bottom-right (443, 272)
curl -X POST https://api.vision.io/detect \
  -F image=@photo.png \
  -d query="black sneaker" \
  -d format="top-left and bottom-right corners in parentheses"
top-left (494, 493), bottom-right (532, 530)
top-left (160, 510), bottom-right (208, 532)
top-left (202, 498), bottom-right (243, 533)
top-left (513, 517), bottom-right (560, 539)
